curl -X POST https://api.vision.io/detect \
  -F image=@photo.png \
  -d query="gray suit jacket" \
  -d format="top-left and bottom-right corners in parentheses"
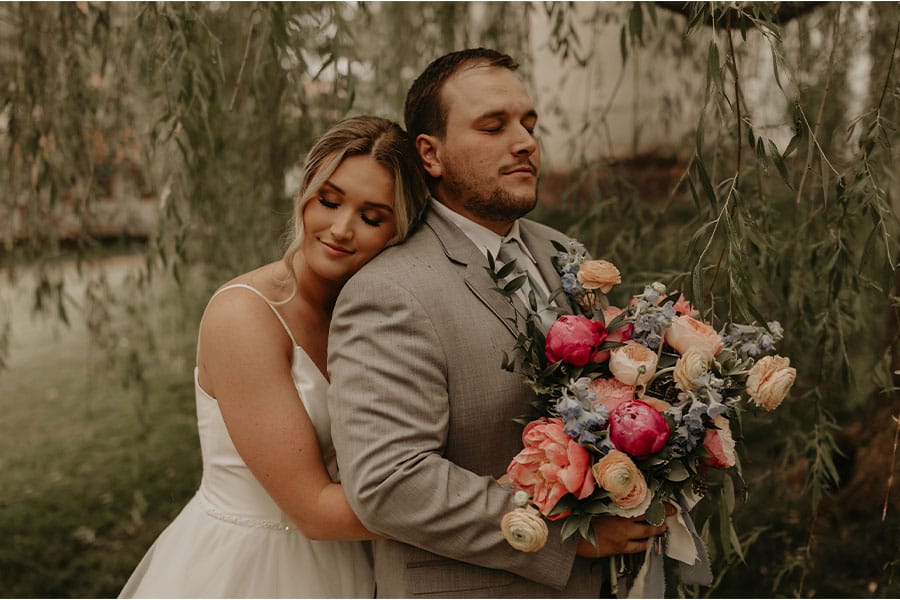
top-left (328, 205), bottom-right (606, 597)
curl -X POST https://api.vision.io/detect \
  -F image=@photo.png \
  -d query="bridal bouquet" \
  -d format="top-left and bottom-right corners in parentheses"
top-left (493, 240), bottom-right (796, 595)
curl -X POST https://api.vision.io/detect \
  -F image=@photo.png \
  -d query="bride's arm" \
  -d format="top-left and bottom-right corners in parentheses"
top-left (197, 289), bottom-right (378, 541)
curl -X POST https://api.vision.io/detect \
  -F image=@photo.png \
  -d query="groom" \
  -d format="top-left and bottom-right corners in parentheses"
top-left (328, 48), bottom-right (666, 597)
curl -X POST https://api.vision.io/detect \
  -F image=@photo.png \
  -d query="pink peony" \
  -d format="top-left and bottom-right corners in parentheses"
top-left (507, 418), bottom-right (595, 519)
top-left (544, 315), bottom-right (608, 367)
top-left (589, 377), bottom-right (635, 414)
top-left (665, 315), bottom-right (722, 357)
top-left (702, 414), bottom-right (736, 468)
top-left (608, 400), bottom-right (671, 460)
top-left (594, 306), bottom-right (634, 363)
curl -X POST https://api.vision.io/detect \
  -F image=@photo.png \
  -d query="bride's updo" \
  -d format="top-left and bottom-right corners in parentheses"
top-left (280, 116), bottom-right (427, 291)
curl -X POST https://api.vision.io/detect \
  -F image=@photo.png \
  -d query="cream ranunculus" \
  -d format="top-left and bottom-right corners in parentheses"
top-left (591, 450), bottom-right (652, 516)
top-left (746, 355), bottom-right (796, 410)
top-left (577, 259), bottom-right (621, 293)
top-left (500, 506), bottom-right (548, 552)
top-left (674, 348), bottom-right (712, 391)
top-left (665, 315), bottom-right (722, 357)
top-left (609, 341), bottom-right (659, 387)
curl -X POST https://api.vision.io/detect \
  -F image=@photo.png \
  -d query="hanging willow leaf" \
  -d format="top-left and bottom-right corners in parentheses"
top-left (767, 138), bottom-right (792, 189)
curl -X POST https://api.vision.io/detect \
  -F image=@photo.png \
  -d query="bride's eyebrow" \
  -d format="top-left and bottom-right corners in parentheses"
top-left (363, 201), bottom-right (394, 213)
top-left (321, 181), bottom-right (344, 195)
top-left (322, 180), bottom-right (393, 213)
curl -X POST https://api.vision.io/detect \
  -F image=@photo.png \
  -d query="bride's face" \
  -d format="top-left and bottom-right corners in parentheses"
top-left (301, 154), bottom-right (398, 283)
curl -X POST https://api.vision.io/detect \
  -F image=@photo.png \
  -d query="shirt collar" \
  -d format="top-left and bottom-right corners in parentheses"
top-left (429, 199), bottom-right (536, 265)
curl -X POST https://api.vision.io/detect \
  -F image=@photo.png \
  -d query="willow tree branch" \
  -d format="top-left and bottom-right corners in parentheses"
top-left (727, 26), bottom-right (742, 178)
top-left (794, 6), bottom-right (841, 206)
top-left (884, 414), bottom-right (900, 522)
top-left (656, 2), bottom-right (826, 28)
top-left (229, 3), bottom-right (259, 112)
top-left (876, 19), bottom-right (900, 114)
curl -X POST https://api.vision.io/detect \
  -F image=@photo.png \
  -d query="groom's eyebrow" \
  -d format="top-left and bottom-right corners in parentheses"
top-left (476, 108), bottom-right (539, 122)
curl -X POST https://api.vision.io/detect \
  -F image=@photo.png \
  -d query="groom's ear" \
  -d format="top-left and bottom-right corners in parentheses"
top-left (415, 134), bottom-right (442, 179)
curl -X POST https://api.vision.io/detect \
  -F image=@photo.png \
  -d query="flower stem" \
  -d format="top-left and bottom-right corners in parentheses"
top-left (646, 366), bottom-right (676, 388)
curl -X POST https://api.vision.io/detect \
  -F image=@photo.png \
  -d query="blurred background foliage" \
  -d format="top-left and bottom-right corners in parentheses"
top-left (0, 1), bottom-right (898, 597)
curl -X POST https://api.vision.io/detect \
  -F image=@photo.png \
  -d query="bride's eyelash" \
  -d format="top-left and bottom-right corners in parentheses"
top-left (320, 196), bottom-right (383, 227)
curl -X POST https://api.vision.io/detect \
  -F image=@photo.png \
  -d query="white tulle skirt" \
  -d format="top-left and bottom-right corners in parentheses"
top-left (119, 491), bottom-right (374, 598)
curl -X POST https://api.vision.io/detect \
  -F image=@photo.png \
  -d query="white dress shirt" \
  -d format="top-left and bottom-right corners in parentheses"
top-left (429, 199), bottom-right (552, 300)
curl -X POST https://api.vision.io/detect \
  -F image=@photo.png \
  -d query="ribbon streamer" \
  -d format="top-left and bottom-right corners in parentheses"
top-left (625, 493), bottom-right (712, 598)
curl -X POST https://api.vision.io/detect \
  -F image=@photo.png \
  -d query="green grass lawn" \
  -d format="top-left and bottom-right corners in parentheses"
top-left (0, 260), bottom-right (203, 597)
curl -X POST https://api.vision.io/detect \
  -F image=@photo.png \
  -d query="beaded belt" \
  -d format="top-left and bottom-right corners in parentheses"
top-left (197, 490), bottom-right (295, 531)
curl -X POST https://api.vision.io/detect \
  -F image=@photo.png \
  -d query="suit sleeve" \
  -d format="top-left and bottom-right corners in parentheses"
top-left (328, 271), bottom-right (579, 590)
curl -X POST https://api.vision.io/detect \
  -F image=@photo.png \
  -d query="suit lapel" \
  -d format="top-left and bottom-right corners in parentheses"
top-left (424, 207), bottom-right (523, 339)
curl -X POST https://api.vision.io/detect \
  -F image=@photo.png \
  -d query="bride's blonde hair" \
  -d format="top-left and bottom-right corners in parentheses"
top-left (278, 116), bottom-right (427, 300)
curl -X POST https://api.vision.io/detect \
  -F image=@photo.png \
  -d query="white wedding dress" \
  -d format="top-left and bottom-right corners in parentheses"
top-left (119, 284), bottom-right (374, 598)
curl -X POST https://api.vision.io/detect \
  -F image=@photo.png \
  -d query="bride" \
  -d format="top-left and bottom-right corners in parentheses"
top-left (119, 116), bottom-right (428, 598)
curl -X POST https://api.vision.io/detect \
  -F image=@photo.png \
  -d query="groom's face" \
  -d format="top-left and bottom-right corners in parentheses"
top-left (426, 64), bottom-right (541, 235)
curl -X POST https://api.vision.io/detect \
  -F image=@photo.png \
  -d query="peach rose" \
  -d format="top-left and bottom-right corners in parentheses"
top-left (577, 259), bottom-right (621, 293)
top-left (594, 306), bottom-right (634, 363)
top-left (674, 348), bottom-right (712, 391)
top-left (591, 450), bottom-right (652, 516)
top-left (507, 418), bottom-right (595, 519)
top-left (746, 355), bottom-right (796, 410)
top-left (589, 377), bottom-right (635, 414)
top-left (501, 506), bottom-right (548, 552)
top-left (665, 315), bottom-right (722, 357)
top-left (702, 414), bottom-right (736, 468)
top-left (609, 341), bottom-right (659, 387)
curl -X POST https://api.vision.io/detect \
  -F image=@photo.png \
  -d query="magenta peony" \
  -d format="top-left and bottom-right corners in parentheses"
top-left (608, 400), bottom-right (671, 460)
top-left (507, 418), bottom-right (595, 519)
top-left (544, 315), bottom-right (608, 367)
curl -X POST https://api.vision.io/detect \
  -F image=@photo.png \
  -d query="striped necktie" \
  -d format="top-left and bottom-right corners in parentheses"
top-left (497, 238), bottom-right (556, 329)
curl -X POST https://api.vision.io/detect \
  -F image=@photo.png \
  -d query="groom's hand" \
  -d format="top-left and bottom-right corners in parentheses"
top-left (575, 511), bottom-right (671, 558)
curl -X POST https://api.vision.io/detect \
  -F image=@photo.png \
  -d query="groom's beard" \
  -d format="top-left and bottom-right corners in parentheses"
top-left (443, 164), bottom-right (538, 225)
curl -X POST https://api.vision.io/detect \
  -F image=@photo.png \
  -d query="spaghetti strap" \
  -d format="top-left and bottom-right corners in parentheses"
top-left (197, 284), bottom-right (299, 364)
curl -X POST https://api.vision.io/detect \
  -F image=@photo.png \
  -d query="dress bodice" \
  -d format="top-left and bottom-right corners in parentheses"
top-left (193, 346), bottom-right (336, 526)
top-left (120, 284), bottom-right (373, 599)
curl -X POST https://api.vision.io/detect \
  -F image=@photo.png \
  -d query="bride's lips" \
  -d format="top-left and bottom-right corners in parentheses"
top-left (320, 240), bottom-right (354, 256)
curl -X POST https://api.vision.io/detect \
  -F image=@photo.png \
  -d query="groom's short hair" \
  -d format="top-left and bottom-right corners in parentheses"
top-left (404, 48), bottom-right (518, 142)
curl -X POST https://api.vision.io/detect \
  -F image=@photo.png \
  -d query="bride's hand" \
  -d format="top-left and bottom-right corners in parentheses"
top-left (497, 473), bottom-right (511, 485)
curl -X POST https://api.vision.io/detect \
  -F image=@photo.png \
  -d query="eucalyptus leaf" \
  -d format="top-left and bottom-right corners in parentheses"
top-left (645, 498), bottom-right (666, 526)
top-left (502, 275), bottom-right (528, 295)
top-left (666, 461), bottom-right (690, 482)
